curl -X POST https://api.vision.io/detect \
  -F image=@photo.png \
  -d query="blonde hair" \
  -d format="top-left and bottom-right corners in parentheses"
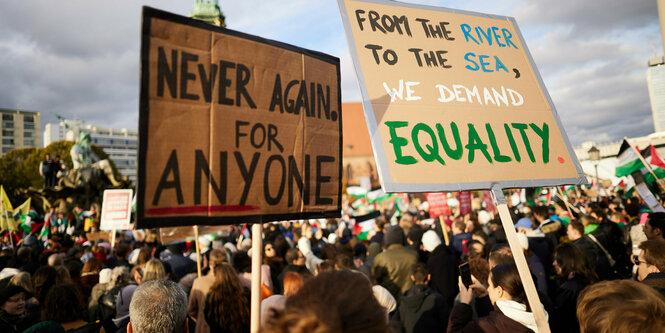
top-left (142, 258), bottom-right (166, 283)
top-left (10, 272), bottom-right (33, 294)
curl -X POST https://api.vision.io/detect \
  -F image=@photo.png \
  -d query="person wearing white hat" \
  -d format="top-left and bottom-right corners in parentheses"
top-left (421, 230), bottom-right (458, 307)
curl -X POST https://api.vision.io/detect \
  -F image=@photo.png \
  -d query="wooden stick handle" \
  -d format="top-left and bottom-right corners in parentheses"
top-left (492, 186), bottom-right (550, 333)
top-left (250, 222), bottom-right (263, 333)
top-left (438, 216), bottom-right (450, 246)
top-left (194, 225), bottom-right (201, 278)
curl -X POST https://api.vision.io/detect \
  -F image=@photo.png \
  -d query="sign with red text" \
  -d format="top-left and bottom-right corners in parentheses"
top-left (137, 7), bottom-right (342, 228)
top-left (483, 190), bottom-right (495, 212)
top-left (426, 192), bottom-right (450, 217)
top-left (458, 191), bottom-right (472, 216)
top-left (100, 189), bottom-right (133, 231)
top-left (338, 0), bottom-right (586, 192)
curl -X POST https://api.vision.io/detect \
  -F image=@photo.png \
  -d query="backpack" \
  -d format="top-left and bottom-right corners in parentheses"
top-left (96, 285), bottom-right (124, 322)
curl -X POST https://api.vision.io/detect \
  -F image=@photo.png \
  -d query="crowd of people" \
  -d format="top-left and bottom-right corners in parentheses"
top-left (1, 187), bottom-right (665, 332)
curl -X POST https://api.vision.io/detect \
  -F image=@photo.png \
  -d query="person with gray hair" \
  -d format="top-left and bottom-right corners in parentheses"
top-left (128, 280), bottom-right (188, 333)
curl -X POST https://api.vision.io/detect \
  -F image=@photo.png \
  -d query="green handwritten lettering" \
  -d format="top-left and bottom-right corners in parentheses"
top-left (512, 123), bottom-right (535, 162)
top-left (465, 124), bottom-right (492, 163)
top-left (529, 123), bottom-right (549, 163)
top-left (486, 123), bottom-right (511, 162)
top-left (385, 121), bottom-right (417, 165)
top-left (436, 122), bottom-right (463, 160)
top-left (412, 123), bottom-right (445, 165)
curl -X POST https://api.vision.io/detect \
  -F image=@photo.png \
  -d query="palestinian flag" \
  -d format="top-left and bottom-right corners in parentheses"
top-left (616, 139), bottom-right (644, 177)
top-left (642, 145), bottom-right (665, 169)
top-left (353, 211), bottom-right (381, 240)
top-left (38, 219), bottom-right (50, 243)
top-left (367, 188), bottom-right (394, 204)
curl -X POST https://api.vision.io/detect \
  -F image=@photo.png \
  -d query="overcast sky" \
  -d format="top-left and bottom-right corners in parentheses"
top-left (0, 0), bottom-right (660, 146)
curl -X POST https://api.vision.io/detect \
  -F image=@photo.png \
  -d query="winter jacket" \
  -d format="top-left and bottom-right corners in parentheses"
top-left (447, 302), bottom-right (536, 333)
top-left (642, 272), bottom-right (665, 298)
top-left (450, 233), bottom-right (472, 260)
top-left (551, 274), bottom-right (589, 333)
top-left (397, 284), bottom-right (449, 333)
top-left (372, 244), bottom-right (418, 301)
top-left (426, 244), bottom-right (458, 306)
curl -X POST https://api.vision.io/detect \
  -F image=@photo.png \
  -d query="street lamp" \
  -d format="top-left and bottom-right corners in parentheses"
top-left (588, 146), bottom-right (600, 191)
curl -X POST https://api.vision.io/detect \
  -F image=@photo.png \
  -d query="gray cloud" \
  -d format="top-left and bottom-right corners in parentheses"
top-left (0, 0), bottom-right (661, 148)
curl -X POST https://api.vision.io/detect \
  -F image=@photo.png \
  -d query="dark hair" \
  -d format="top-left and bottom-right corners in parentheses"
top-left (320, 244), bottom-right (338, 261)
top-left (264, 270), bottom-right (387, 333)
top-left (488, 244), bottom-right (513, 267)
top-left (33, 266), bottom-right (57, 304)
top-left (411, 263), bottom-right (428, 283)
top-left (648, 212), bottom-right (665, 235)
top-left (316, 260), bottom-right (334, 274)
top-left (554, 243), bottom-right (598, 283)
top-left (532, 205), bottom-right (549, 219)
top-left (137, 247), bottom-right (152, 266)
top-left (490, 263), bottom-right (529, 311)
top-left (639, 239), bottom-right (665, 272)
top-left (204, 263), bottom-right (249, 332)
top-left (44, 284), bottom-right (84, 323)
top-left (625, 202), bottom-right (641, 218)
top-left (471, 229), bottom-right (489, 244)
top-left (466, 240), bottom-right (486, 259)
top-left (66, 260), bottom-right (82, 280)
top-left (81, 257), bottom-right (103, 274)
top-left (568, 221), bottom-right (584, 236)
top-left (285, 248), bottom-right (300, 265)
top-left (114, 243), bottom-right (130, 259)
top-left (334, 254), bottom-right (354, 270)
top-left (273, 235), bottom-right (290, 260)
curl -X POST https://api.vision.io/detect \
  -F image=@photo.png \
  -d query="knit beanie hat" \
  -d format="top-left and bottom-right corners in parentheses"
top-left (367, 242), bottom-right (382, 257)
top-left (0, 284), bottom-right (26, 307)
top-left (383, 225), bottom-right (405, 247)
top-left (421, 230), bottom-right (442, 252)
top-left (515, 217), bottom-right (533, 229)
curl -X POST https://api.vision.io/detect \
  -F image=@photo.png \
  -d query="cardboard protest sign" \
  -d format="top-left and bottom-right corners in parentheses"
top-left (159, 225), bottom-right (232, 244)
top-left (137, 7), bottom-right (342, 228)
top-left (458, 191), bottom-right (472, 216)
top-left (86, 231), bottom-right (113, 242)
top-left (425, 192), bottom-right (450, 217)
top-left (338, 0), bottom-right (586, 192)
top-left (100, 189), bottom-right (133, 231)
top-left (483, 190), bottom-right (495, 212)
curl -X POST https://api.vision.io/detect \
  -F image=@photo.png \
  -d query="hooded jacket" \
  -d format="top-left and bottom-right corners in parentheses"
top-left (398, 284), bottom-right (449, 333)
top-left (372, 244), bottom-right (418, 301)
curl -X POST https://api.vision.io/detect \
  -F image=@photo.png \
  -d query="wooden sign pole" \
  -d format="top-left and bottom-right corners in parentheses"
top-left (250, 222), bottom-right (263, 333)
top-left (491, 185), bottom-right (550, 333)
top-left (110, 230), bottom-right (116, 251)
top-left (193, 225), bottom-right (201, 278)
top-left (438, 216), bottom-right (450, 246)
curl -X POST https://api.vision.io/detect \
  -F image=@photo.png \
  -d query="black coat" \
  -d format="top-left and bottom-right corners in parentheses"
top-left (398, 284), bottom-right (449, 333)
top-left (571, 237), bottom-right (611, 280)
top-left (447, 303), bottom-right (534, 333)
top-left (551, 274), bottom-right (589, 333)
top-left (642, 272), bottom-right (665, 298)
top-left (426, 244), bottom-right (459, 306)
